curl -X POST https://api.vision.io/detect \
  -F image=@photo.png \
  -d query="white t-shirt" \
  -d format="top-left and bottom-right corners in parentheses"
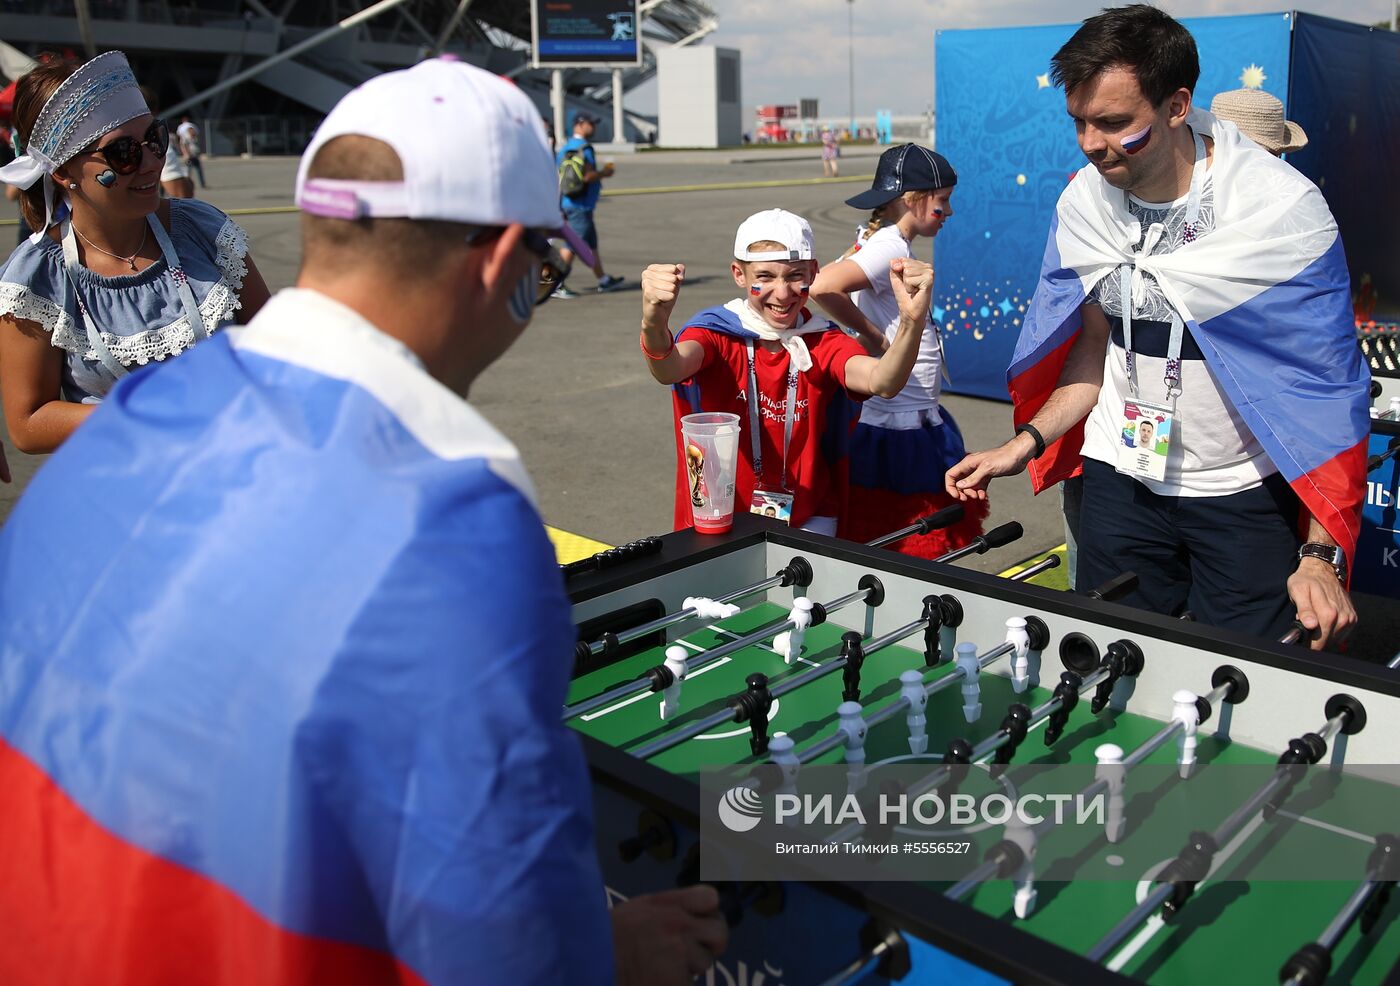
top-left (849, 224), bottom-right (943, 421)
top-left (176, 121), bottom-right (200, 155)
top-left (1079, 176), bottom-right (1276, 496)
top-left (161, 145), bottom-right (189, 182)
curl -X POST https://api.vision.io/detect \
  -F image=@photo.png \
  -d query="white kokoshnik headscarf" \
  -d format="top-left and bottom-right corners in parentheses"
top-left (0, 51), bottom-right (149, 244)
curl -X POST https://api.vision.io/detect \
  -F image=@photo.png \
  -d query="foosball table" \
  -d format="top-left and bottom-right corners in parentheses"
top-left (563, 514), bottom-right (1400, 985)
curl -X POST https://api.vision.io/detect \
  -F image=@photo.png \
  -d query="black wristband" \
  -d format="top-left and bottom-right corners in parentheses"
top-left (1015, 423), bottom-right (1047, 460)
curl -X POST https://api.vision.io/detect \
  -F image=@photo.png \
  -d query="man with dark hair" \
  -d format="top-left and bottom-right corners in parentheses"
top-left (947, 5), bottom-right (1370, 650)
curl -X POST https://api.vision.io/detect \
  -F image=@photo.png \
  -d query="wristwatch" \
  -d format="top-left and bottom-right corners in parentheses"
top-left (1298, 542), bottom-right (1347, 583)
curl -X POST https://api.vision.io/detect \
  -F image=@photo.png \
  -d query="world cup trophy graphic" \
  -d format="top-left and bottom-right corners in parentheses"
top-left (686, 443), bottom-right (708, 508)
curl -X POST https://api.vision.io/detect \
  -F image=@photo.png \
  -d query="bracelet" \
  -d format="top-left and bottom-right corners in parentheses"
top-left (1015, 423), bottom-right (1047, 460)
top-left (640, 329), bottom-right (674, 361)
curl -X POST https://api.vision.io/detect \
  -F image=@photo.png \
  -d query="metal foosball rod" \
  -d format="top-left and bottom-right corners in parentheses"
top-left (575, 508), bottom-right (970, 661)
top-left (1279, 834), bottom-right (1398, 986)
top-left (1084, 694), bottom-right (1369, 965)
top-left (1367, 436), bottom-right (1400, 471)
top-left (814, 925), bottom-right (910, 986)
top-left (561, 575), bottom-right (886, 722)
top-left (931, 522), bottom-right (1024, 564)
top-left (825, 638), bottom-right (1146, 848)
top-left (1008, 554), bottom-right (1061, 582)
top-left (863, 504), bottom-right (967, 549)
top-left (574, 555), bottom-right (814, 664)
top-left (791, 617), bottom-right (1051, 769)
top-left (943, 667), bottom-right (1251, 913)
top-left (629, 596), bottom-right (959, 761)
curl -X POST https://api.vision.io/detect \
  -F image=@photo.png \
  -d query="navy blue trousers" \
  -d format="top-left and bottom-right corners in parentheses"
top-left (1075, 458), bottom-right (1301, 639)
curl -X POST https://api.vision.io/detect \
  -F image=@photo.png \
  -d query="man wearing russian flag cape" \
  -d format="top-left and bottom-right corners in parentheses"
top-left (946, 5), bottom-right (1369, 650)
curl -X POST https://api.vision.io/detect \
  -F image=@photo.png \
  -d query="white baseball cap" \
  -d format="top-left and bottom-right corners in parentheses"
top-left (733, 209), bottom-right (817, 262)
top-left (294, 57), bottom-right (594, 265)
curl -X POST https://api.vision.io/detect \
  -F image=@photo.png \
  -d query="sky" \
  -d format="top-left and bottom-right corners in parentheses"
top-left (627, 0), bottom-right (1393, 119)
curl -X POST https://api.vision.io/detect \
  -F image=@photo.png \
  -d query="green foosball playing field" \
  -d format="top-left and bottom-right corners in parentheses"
top-left (568, 601), bottom-right (1400, 985)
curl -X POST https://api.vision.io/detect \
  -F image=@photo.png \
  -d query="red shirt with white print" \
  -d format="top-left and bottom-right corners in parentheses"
top-left (670, 316), bottom-right (867, 530)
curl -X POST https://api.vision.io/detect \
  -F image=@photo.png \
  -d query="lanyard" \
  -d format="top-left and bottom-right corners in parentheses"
top-left (60, 212), bottom-right (208, 381)
top-left (745, 339), bottom-right (798, 492)
top-left (1121, 128), bottom-right (1206, 403)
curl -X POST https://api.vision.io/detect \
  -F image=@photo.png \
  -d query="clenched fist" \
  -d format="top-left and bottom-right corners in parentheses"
top-left (889, 257), bottom-right (934, 326)
top-left (642, 263), bottom-right (686, 331)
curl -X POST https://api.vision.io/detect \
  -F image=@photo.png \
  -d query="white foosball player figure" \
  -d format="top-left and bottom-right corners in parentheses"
top-left (1005, 616), bottom-right (1031, 693)
top-left (1173, 688), bottom-right (1201, 779)
top-left (658, 645), bottom-right (689, 721)
top-left (771, 596), bottom-right (814, 665)
top-left (1004, 815), bottom-right (1039, 919)
top-left (1095, 743), bottom-right (1126, 843)
top-left (956, 642), bottom-right (982, 723)
top-left (767, 734), bottom-right (801, 809)
top-left (900, 669), bottom-right (928, 754)
top-left (837, 700), bottom-right (868, 792)
top-left (682, 596), bottom-right (741, 621)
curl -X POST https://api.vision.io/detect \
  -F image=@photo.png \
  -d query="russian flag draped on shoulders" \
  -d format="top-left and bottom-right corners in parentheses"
top-left (0, 289), bottom-right (613, 985)
top-left (669, 302), bottom-right (863, 530)
top-left (1010, 109), bottom-right (1371, 564)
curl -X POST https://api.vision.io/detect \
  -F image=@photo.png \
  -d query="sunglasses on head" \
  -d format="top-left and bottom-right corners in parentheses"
top-left (468, 227), bottom-right (573, 307)
top-left (83, 118), bottom-right (170, 176)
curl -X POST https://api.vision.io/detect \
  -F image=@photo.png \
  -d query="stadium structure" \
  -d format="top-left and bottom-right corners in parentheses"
top-left (0, 0), bottom-right (717, 154)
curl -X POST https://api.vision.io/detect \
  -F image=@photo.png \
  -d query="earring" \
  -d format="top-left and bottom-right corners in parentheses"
top-left (96, 170), bottom-right (117, 188)
top-left (67, 181), bottom-right (78, 189)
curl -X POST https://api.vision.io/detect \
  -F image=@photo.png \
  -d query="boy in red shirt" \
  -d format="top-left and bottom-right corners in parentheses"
top-left (640, 209), bottom-right (932, 534)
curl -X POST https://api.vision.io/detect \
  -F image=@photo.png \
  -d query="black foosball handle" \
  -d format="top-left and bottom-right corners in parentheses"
top-left (1367, 436), bottom-right (1400, 472)
top-left (864, 504), bottom-right (966, 549)
top-left (1086, 571), bottom-right (1139, 601)
top-left (815, 922), bottom-right (912, 986)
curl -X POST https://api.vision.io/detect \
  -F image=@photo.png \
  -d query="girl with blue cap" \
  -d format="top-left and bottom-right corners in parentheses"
top-left (810, 143), bottom-right (987, 557)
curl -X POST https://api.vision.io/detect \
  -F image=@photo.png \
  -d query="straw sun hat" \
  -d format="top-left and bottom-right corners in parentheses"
top-left (1209, 88), bottom-right (1308, 154)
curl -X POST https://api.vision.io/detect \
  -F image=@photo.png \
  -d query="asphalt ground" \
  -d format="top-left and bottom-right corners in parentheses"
top-left (0, 148), bottom-right (1063, 577)
top-left (4, 154), bottom-right (1396, 661)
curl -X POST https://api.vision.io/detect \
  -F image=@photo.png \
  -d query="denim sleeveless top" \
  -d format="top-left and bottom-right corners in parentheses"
top-left (0, 198), bottom-right (248, 402)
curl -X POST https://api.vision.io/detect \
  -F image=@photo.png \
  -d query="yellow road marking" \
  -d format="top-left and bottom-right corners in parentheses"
top-left (999, 543), bottom-right (1069, 579)
top-left (0, 175), bottom-right (875, 226)
top-left (548, 526), bottom-right (612, 565)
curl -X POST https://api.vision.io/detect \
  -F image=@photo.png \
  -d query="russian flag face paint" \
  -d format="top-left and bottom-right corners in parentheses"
top-left (1121, 123), bottom-right (1152, 155)
top-left (799, 284), bottom-right (810, 297)
top-left (750, 284), bottom-right (763, 296)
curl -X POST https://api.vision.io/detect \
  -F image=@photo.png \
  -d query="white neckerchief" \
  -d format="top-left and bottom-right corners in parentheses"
top-left (722, 298), bottom-right (832, 373)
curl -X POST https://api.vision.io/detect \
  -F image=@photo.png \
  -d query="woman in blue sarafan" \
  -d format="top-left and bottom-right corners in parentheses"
top-left (810, 144), bottom-right (987, 558)
top-left (0, 51), bottom-right (269, 471)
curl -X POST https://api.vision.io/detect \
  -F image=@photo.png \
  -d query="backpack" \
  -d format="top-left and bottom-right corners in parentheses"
top-left (558, 145), bottom-right (590, 198)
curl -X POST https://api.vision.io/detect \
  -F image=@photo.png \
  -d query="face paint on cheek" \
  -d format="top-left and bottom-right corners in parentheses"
top-left (799, 284), bottom-right (810, 297)
top-left (750, 284), bottom-right (762, 296)
top-left (1121, 123), bottom-right (1152, 155)
top-left (506, 266), bottom-right (536, 326)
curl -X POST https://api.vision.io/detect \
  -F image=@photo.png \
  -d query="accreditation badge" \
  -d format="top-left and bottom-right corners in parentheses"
top-left (750, 489), bottom-right (794, 525)
top-left (1115, 398), bottom-right (1173, 482)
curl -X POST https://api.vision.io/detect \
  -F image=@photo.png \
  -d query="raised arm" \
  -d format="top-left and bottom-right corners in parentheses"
top-left (808, 259), bottom-right (886, 355)
top-left (945, 301), bottom-right (1112, 500)
top-left (841, 257), bottom-right (933, 399)
top-left (639, 263), bottom-right (707, 385)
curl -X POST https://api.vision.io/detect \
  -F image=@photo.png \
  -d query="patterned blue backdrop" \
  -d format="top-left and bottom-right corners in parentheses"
top-left (933, 13), bottom-right (1293, 400)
